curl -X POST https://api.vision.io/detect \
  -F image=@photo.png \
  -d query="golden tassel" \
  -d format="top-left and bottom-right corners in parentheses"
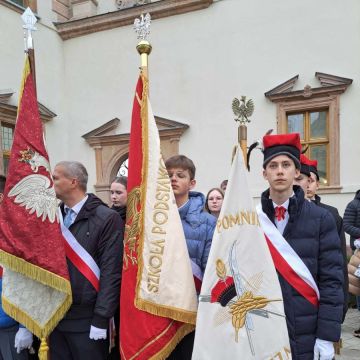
top-left (38, 338), bottom-right (49, 360)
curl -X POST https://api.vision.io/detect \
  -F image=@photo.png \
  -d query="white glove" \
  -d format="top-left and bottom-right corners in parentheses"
top-left (89, 325), bottom-right (107, 340)
top-left (14, 327), bottom-right (33, 354)
top-left (354, 239), bottom-right (360, 249)
top-left (313, 338), bottom-right (334, 360)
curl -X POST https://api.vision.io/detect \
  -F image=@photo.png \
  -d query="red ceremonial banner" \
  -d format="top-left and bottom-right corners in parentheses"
top-left (120, 75), bottom-right (193, 360)
top-left (0, 56), bottom-right (71, 358)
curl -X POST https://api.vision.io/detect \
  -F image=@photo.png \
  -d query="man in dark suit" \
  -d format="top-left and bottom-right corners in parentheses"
top-left (50, 161), bottom-right (123, 360)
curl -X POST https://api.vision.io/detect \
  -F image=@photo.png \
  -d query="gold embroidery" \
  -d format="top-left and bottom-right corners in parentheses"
top-left (216, 259), bottom-right (227, 280)
top-left (124, 186), bottom-right (141, 269)
top-left (213, 258), bottom-right (281, 343)
top-left (230, 291), bottom-right (276, 342)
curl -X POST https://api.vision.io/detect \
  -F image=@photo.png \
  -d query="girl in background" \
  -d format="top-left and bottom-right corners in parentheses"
top-left (108, 176), bottom-right (127, 360)
top-left (110, 176), bottom-right (127, 222)
top-left (205, 187), bottom-right (224, 219)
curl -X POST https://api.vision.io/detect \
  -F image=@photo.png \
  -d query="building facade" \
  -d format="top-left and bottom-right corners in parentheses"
top-left (0, 0), bottom-right (359, 215)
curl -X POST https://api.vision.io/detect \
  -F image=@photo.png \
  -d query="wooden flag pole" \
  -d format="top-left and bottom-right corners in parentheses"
top-left (232, 96), bottom-right (254, 167)
top-left (238, 124), bottom-right (247, 166)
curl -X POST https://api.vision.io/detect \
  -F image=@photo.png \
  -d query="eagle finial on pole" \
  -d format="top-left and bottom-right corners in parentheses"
top-left (21, 7), bottom-right (37, 95)
top-left (232, 96), bottom-right (255, 125)
top-left (232, 96), bottom-right (255, 167)
top-left (134, 13), bottom-right (152, 75)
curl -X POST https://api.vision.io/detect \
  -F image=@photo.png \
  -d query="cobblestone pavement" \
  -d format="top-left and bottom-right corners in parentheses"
top-left (337, 308), bottom-right (360, 359)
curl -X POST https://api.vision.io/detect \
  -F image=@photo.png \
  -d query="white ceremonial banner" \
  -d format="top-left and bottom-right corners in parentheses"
top-left (192, 146), bottom-right (291, 360)
top-left (135, 98), bottom-right (198, 319)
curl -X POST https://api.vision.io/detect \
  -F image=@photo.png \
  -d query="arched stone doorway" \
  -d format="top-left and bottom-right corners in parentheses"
top-left (83, 116), bottom-right (189, 203)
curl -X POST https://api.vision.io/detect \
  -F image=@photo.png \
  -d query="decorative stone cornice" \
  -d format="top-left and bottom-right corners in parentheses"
top-left (82, 118), bottom-right (120, 138)
top-left (83, 115), bottom-right (189, 147)
top-left (0, 89), bottom-right (14, 102)
top-left (315, 72), bottom-right (353, 87)
top-left (54, 0), bottom-right (213, 40)
top-left (264, 75), bottom-right (299, 97)
top-left (265, 73), bottom-right (353, 103)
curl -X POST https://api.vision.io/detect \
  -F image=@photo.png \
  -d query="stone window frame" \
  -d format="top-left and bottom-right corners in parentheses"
top-left (265, 72), bottom-right (352, 194)
top-left (1, 0), bottom-right (37, 13)
top-left (82, 117), bottom-right (189, 203)
top-left (287, 109), bottom-right (330, 185)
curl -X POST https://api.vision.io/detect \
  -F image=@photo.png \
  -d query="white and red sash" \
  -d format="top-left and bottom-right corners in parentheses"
top-left (59, 211), bottom-right (116, 351)
top-left (191, 260), bottom-right (203, 293)
top-left (59, 210), bottom-right (100, 292)
top-left (256, 204), bottom-right (320, 307)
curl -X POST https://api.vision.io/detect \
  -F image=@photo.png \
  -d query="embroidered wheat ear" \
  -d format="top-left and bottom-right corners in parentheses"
top-left (229, 291), bottom-right (273, 342)
top-left (216, 259), bottom-right (227, 280)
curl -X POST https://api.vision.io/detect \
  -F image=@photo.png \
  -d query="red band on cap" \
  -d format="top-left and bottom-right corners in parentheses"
top-left (263, 133), bottom-right (301, 151)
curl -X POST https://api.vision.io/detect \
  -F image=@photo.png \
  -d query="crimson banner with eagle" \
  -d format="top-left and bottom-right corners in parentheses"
top-left (0, 56), bottom-right (72, 359)
top-left (119, 74), bottom-right (197, 360)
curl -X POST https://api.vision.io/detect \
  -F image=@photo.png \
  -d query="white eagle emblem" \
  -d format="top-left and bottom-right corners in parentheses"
top-left (8, 148), bottom-right (58, 223)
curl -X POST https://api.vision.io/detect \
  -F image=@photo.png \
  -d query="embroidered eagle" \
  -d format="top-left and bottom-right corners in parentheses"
top-left (8, 175), bottom-right (59, 223)
top-left (8, 148), bottom-right (58, 223)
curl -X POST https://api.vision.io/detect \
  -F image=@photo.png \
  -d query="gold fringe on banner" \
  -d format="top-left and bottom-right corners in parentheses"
top-left (0, 250), bottom-right (72, 295)
top-left (2, 293), bottom-right (71, 340)
top-left (0, 250), bottom-right (72, 360)
top-left (137, 298), bottom-right (196, 325)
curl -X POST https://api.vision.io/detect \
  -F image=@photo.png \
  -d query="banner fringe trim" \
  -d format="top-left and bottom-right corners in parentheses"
top-left (2, 293), bottom-right (71, 339)
top-left (136, 298), bottom-right (196, 325)
top-left (0, 250), bottom-right (72, 295)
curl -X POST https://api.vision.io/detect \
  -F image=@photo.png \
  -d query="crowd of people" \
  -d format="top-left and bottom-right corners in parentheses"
top-left (0, 131), bottom-right (359, 359)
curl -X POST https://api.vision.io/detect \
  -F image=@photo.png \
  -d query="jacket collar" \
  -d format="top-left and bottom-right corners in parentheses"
top-left (261, 185), bottom-right (305, 225)
top-left (61, 193), bottom-right (107, 222)
top-left (313, 194), bottom-right (321, 205)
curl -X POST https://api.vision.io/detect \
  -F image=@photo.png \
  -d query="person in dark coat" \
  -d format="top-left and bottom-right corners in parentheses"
top-left (261, 133), bottom-right (344, 360)
top-left (108, 176), bottom-right (127, 360)
top-left (50, 161), bottom-right (124, 360)
top-left (165, 155), bottom-right (216, 360)
top-left (110, 176), bottom-right (127, 222)
top-left (343, 189), bottom-right (360, 336)
top-left (293, 154), bottom-right (311, 193)
top-left (343, 190), bottom-right (360, 251)
top-left (306, 158), bottom-right (349, 322)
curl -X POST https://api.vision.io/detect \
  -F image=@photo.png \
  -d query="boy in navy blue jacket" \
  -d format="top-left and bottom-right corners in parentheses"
top-left (260, 134), bottom-right (343, 360)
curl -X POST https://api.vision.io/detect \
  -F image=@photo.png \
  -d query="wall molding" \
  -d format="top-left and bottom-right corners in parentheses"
top-left (54, 0), bottom-right (213, 40)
